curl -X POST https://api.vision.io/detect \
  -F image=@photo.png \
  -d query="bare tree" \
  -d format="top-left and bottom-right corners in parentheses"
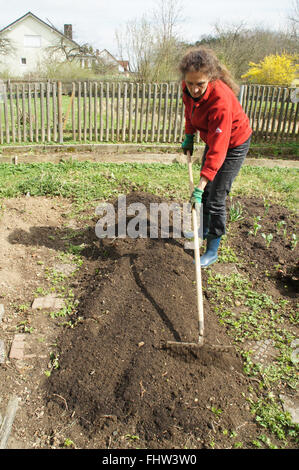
top-left (46, 37), bottom-right (94, 63)
top-left (0, 37), bottom-right (14, 56)
top-left (115, 0), bottom-right (185, 81)
top-left (287, 0), bottom-right (299, 37)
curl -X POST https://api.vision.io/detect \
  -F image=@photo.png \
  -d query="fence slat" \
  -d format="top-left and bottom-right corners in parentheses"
top-left (28, 84), bottom-right (33, 143)
top-left (270, 87), bottom-right (281, 138)
top-left (275, 88), bottom-right (287, 143)
top-left (134, 83), bottom-right (139, 142)
top-left (89, 82), bottom-right (93, 141)
top-left (173, 83), bottom-right (180, 143)
top-left (46, 82), bottom-right (51, 142)
top-left (111, 83), bottom-right (119, 142)
top-left (128, 82), bottom-right (133, 142)
top-left (291, 102), bottom-right (298, 139)
top-left (40, 83), bottom-right (45, 142)
top-left (53, 82), bottom-right (57, 142)
top-left (280, 89), bottom-right (291, 141)
top-left (94, 82), bottom-right (98, 142)
top-left (72, 82), bottom-right (76, 141)
top-left (57, 81), bottom-right (63, 144)
top-left (105, 82), bottom-right (109, 141)
top-left (122, 82), bottom-right (127, 142)
top-left (162, 83), bottom-right (169, 143)
top-left (34, 84), bottom-right (39, 142)
top-left (77, 82), bottom-right (81, 141)
top-left (116, 82), bottom-right (120, 141)
top-left (157, 84), bottom-right (163, 143)
top-left (168, 83), bottom-right (174, 142)
top-left (139, 83), bottom-right (145, 143)
top-left (9, 84), bottom-right (16, 143)
top-left (151, 83), bottom-right (157, 143)
top-left (3, 85), bottom-right (9, 143)
top-left (16, 84), bottom-right (21, 143)
top-left (99, 82), bottom-right (103, 142)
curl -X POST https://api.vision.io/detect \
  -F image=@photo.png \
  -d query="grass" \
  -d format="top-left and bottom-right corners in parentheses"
top-left (0, 160), bottom-right (298, 211)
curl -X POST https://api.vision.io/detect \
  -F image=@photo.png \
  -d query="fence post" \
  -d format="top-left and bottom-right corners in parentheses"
top-left (238, 85), bottom-right (245, 105)
top-left (57, 81), bottom-right (63, 144)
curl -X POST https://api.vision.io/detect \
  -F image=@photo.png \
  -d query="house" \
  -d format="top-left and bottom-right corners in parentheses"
top-left (0, 12), bottom-right (129, 77)
top-left (96, 49), bottom-right (131, 74)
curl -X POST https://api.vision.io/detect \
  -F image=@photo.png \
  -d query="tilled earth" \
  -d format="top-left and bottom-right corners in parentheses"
top-left (0, 191), bottom-right (297, 449)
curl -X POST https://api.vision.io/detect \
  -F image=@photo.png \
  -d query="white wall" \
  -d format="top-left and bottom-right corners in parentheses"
top-left (0, 15), bottom-right (74, 76)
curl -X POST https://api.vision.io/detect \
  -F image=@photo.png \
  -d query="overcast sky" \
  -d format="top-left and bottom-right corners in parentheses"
top-left (0, 0), bottom-right (294, 56)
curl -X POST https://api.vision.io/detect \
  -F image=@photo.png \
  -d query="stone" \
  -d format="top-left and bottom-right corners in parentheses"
top-left (280, 394), bottom-right (299, 424)
top-left (53, 263), bottom-right (77, 276)
top-left (0, 340), bottom-right (5, 363)
top-left (0, 304), bottom-right (4, 322)
top-left (32, 294), bottom-right (65, 311)
top-left (9, 334), bottom-right (26, 360)
top-left (244, 339), bottom-right (277, 366)
top-left (211, 263), bottom-right (239, 276)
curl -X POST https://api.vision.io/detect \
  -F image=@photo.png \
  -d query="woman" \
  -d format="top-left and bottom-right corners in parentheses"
top-left (180, 47), bottom-right (252, 268)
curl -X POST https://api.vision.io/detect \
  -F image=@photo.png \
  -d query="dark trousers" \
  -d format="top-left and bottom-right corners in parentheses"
top-left (201, 135), bottom-right (251, 237)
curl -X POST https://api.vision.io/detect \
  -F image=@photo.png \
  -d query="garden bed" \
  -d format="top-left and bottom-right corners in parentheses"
top-left (0, 190), bottom-right (297, 449)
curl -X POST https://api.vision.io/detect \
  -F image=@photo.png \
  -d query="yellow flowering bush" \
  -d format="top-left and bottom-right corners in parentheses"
top-left (241, 53), bottom-right (299, 86)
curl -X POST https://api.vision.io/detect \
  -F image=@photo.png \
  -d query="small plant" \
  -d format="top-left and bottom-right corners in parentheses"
top-left (63, 438), bottom-right (75, 448)
top-left (276, 220), bottom-right (286, 233)
top-left (229, 200), bottom-right (244, 222)
top-left (17, 303), bottom-right (30, 313)
top-left (290, 233), bottom-right (297, 250)
top-left (262, 232), bottom-right (273, 248)
top-left (252, 439), bottom-right (263, 448)
top-left (233, 442), bottom-right (243, 449)
top-left (125, 434), bottom-right (140, 441)
top-left (16, 321), bottom-right (33, 333)
top-left (249, 216), bottom-right (262, 236)
top-left (45, 352), bottom-right (60, 376)
top-left (211, 406), bottom-right (223, 417)
top-left (263, 198), bottom-right (271, 215)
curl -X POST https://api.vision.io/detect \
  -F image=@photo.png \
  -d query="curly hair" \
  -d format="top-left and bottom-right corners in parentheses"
top-left (179, 47), bottom-right (240, 96)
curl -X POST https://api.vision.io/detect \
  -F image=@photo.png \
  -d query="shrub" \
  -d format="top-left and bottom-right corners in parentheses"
top-left (241, 53), bottom-right (299, 86)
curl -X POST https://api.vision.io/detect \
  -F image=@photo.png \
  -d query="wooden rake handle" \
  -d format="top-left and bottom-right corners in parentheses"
top-left (187, 151), bottom-right (204, 338)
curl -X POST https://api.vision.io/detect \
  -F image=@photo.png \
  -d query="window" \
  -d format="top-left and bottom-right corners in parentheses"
top-left (24, 35), bottom-right (41, 47)
top-left (21, 58), bottom-right (27, 65)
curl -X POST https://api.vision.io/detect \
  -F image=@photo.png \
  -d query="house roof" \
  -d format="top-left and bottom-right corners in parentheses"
top-left (98, 49), bottom-right (130, 71)
top-left (0, 11), bottom-right (80, 48)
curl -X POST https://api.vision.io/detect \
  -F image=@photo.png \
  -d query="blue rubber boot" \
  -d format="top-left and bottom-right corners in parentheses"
top-left (200, 235), bottom-right (221, 268)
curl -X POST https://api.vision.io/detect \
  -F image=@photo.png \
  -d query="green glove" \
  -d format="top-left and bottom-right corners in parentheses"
top-left (190, 187), bottom-right (204, 207)
top-left (181, 134), bottom-right (194, 156)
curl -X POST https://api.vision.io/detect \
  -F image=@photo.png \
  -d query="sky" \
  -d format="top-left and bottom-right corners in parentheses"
top-left (0, 0), bottom-right (294, 57)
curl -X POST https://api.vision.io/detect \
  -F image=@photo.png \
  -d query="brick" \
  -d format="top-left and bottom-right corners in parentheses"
top-left (9, 335), bottom-right (26, 360)
top-left (32, 295), bottom-right (65, 311)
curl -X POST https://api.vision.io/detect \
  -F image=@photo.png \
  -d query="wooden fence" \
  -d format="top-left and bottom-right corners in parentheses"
top-left (0, 81), bottom-right (298, 145)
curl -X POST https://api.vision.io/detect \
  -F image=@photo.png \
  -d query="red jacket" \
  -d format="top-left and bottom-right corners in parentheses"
top-left (182, 80), bottom-right (252, 181)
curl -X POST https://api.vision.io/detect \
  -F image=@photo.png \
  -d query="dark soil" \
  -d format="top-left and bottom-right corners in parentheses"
top-left (42, 192), bottom-right (297, 449)
top-left (227, 196), bottom-right (298, 296)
